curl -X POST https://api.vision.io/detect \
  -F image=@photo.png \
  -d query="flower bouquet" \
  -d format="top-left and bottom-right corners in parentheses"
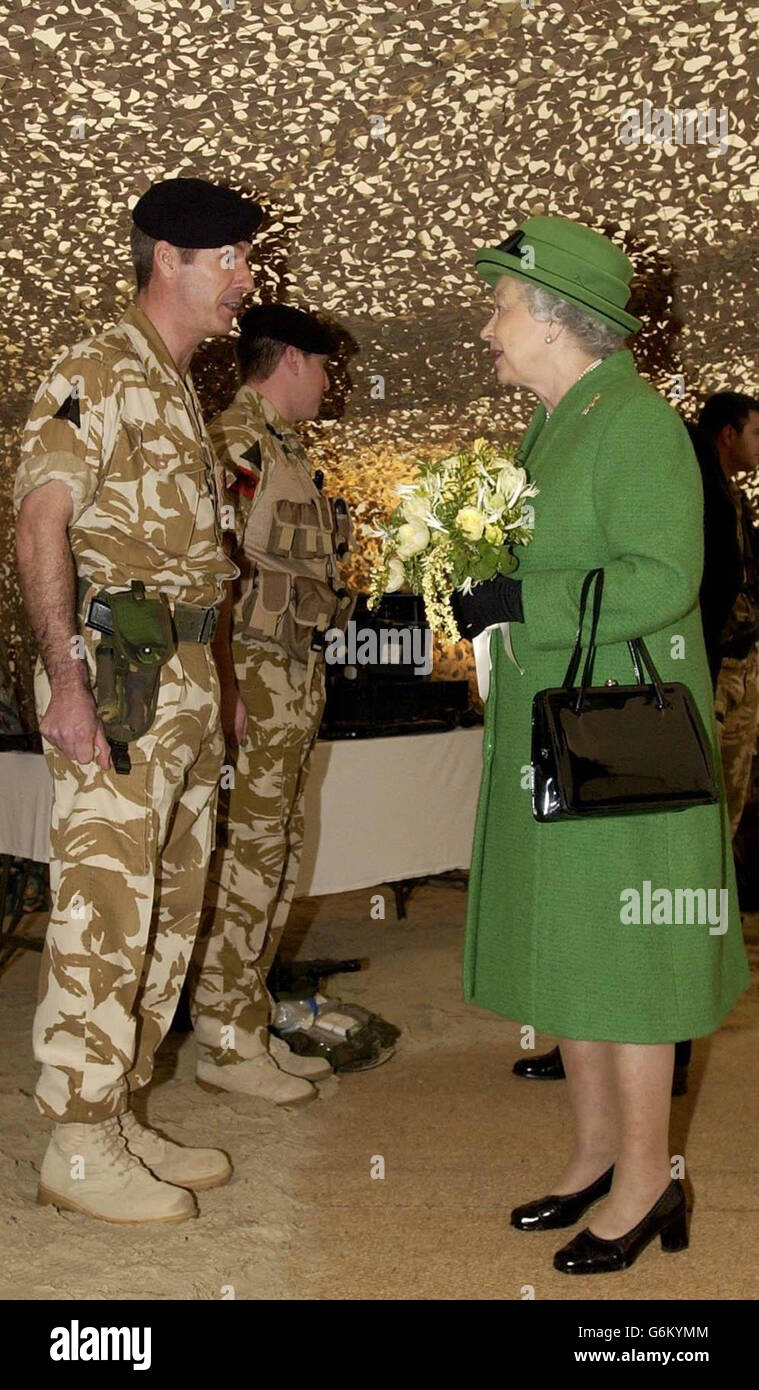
top-left (367, 437), bottom-right (538, 645)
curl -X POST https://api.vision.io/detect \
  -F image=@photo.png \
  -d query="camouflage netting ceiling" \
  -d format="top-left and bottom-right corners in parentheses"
top-left (1, 0), bottom-right (758, 718)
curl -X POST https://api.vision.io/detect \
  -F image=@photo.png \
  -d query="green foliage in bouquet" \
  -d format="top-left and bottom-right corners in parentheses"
top-left (368, 438), bottom-right (538, 642)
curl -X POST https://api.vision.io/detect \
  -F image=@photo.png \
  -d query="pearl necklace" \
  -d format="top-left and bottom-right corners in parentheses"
top-left (545, 357), bottom-right (603, 420)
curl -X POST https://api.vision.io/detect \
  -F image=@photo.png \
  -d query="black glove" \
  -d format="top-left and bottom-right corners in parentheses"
top-left (451, 574), bottom-right (524, 640)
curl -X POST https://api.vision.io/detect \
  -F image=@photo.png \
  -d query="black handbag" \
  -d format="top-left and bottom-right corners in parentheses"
top-left (531, 568), bottom-right (719, 821)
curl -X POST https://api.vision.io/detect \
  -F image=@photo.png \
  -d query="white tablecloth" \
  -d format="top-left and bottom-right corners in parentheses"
top-left (295, 727), bottom-right (483, 895)
top-left (0, 728), bottom-right (484, 897)
top-left (0, 752), bottom-right (54, 865)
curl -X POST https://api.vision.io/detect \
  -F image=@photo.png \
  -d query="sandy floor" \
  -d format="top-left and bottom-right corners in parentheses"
top-left (1, 882), bottom-right (757, 1302)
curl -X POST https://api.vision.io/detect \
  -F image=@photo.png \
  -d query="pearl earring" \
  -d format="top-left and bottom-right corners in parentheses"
top-left (544, 334), bottom-right (553, 344)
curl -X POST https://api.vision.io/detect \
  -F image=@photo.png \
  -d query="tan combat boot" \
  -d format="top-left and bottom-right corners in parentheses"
top-left (196, 1053), bottom-right (317, 1106)
top-left (269, 1033), bottom-right (333, 1080)
top-left (38, 1117), bottom-right (197, 1224)
top-left (119, 1111), bottom-right (232, 1191)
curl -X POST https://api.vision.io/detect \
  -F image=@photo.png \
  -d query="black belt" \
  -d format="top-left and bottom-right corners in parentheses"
top-left (78, 579), bottom-right (218, 645)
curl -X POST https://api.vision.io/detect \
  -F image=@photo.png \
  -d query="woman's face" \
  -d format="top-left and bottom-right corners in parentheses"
top-left (480, 275), bottom-right (547, 389)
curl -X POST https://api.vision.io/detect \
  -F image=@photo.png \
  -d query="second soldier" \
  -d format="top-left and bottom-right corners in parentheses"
top-left (190, 305), bottom-right (354, 1104)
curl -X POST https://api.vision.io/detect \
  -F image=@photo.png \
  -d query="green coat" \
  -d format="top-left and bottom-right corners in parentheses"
top-left (463, 349), bottom-right (750, 1042)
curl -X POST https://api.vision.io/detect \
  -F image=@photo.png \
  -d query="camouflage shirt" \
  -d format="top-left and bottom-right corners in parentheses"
top-left (14, 303), bottom-right (238, 608)
top-left (208, 383), bottom-right (354, 658)
top-left (208, 382), bottom-right (311, 544)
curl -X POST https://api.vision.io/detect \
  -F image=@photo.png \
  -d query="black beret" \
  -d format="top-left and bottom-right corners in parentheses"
top-left (132, 177), bottom-right (263, 248)
top-left (238, 303), bottom-right (339, 355)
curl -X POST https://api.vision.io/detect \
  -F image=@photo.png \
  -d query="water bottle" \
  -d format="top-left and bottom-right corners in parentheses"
top-left (272, 996), bottom-right (320, 1034)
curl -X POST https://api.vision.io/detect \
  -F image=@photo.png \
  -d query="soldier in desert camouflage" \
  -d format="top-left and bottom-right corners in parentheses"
top-left (189, 304), bottom-right (354, 1105)
top-left (14, 177), bottom-right (261, 1223)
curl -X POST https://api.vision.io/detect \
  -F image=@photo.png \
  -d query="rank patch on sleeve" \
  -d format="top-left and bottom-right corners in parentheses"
top-left (240, 441), bottom-right (262, 471)
top-left (52, 391), bottom-right (82, 429)
top-left (233, 439), bottom-right (262, 498)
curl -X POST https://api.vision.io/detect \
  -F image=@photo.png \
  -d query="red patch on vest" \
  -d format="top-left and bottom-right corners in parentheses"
top-left (233, 466), bottom-right (259, 500)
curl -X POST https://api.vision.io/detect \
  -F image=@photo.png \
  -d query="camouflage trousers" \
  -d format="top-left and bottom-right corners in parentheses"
top-left (189, 635), bottom-right (325, 1066)
top-left (715, 647), bottom-right (759, 838)
top-left (33, 638), bottom-right (223, 1123)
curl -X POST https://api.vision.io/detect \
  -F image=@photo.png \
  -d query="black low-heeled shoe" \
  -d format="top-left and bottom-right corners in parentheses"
top-left (553, 1179), bottom-right (688, 1274)
top-left (512, 1046), bottom-right (565, 1081)
top-left (510, 1165), bottom-right (614, 1231)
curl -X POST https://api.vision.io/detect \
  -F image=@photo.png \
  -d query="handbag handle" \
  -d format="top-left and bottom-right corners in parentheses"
top-left (562, 567), bottom-right (603, 689)
top-left (563, 568), bottom-right (669, 712)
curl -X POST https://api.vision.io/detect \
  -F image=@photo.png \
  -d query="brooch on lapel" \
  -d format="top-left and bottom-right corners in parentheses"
top-left (582, 393), bottom-right (601, 416)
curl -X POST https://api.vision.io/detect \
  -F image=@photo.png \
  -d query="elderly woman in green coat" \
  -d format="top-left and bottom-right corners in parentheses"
top-left (454, 216), bottom-right (750, 1275)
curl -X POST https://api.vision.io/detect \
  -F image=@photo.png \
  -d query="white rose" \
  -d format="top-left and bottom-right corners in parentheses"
top-left (396, 519), bottom-right (430, 559)
top-left (400, 492), bottom-right (429, 522)
top-left (495, 462), bottom-right (527, 503)
top-left (455, 506), bottom-right (485, 541)
top-left (384, 557), bottom-right (406, 592)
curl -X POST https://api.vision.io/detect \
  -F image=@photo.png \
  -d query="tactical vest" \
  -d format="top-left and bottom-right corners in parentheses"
top-left (238, 433), bottom-right (355, 670)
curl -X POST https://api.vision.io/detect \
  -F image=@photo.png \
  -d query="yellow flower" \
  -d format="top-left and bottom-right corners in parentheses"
top-left (484, 522), bottom-right (504, 545)
top-left (456, 506), bottom-right (485, 541)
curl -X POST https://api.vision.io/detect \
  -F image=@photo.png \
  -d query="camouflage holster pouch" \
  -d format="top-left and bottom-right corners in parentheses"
top-left (94, 581), bottom-right (176, 773)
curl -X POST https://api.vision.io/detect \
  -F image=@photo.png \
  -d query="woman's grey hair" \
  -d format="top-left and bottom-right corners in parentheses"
top-left (521, 281), bottom-right (627, 358)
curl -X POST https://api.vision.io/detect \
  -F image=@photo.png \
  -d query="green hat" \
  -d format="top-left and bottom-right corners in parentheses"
top-left (474, 216), bottom-right (642, 335)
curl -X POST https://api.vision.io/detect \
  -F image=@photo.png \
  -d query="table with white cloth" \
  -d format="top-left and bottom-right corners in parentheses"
top-left (295, 726), bottom-right (483, 900)
top-left (0, 728), bottom-right (484, 946)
